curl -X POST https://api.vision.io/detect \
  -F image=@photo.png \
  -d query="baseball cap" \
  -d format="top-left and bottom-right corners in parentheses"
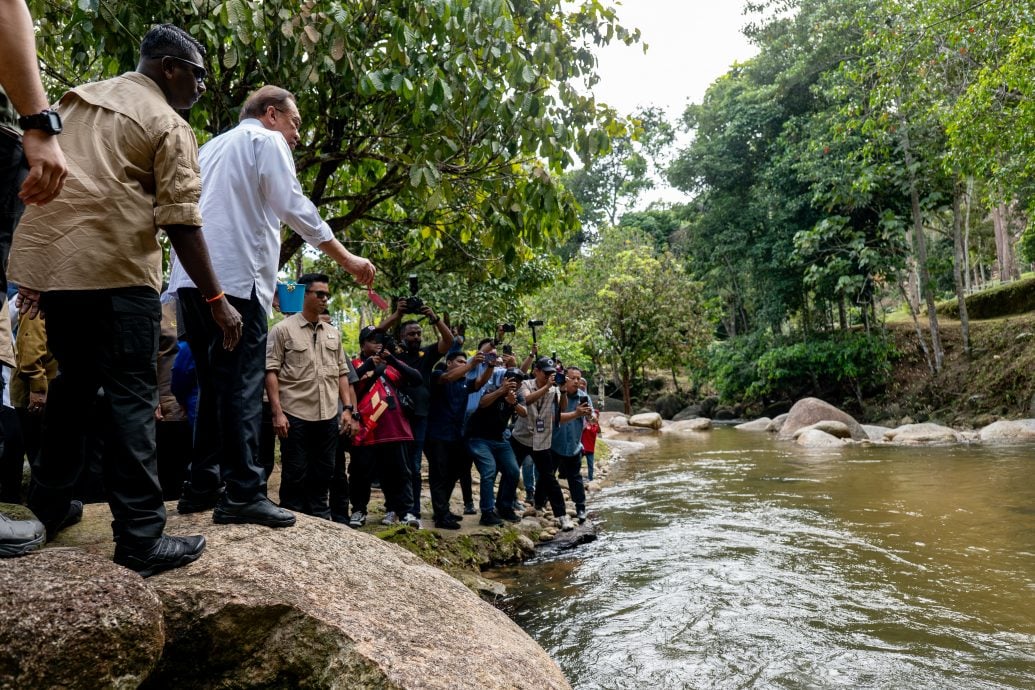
top-left (359, 325), bottom-right (382, 344)
top-left (533, 357), bottom-right (556, 374)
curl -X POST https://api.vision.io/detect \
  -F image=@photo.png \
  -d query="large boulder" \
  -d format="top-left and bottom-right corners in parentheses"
top-left (778, 397), bottom-right (866, 441)
top-left (884, 423), bottom-right (962, 445)
top-left (0, 548), bottom-right (165, 689)
top-left (652, 394), bottom-right (686, 420)
top-left (734, 418), bottom-right (772, 432)
top-left (796, 429), bottom-right (846, 448)
top-left (672, 405), bottom-right (702, 421)
top-left (978, 419), bottom-right (1035, 443)
top-left (861, 424), bottom-right (892, 442)
top-left (628, 412), bottom-right (663, 430)
top-left (55, 506), bottom-right (571, 690)
top-left (765, 414), bottom-right (789, 433)
top-left (664, 418), bottom-right (713, 433)
top-left (792, 420), bottom-right (853, 439)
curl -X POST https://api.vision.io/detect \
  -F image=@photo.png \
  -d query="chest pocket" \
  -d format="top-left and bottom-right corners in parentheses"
top-left (319, 334), bottom-right (341, 377)
top-left (284, 339), bottom-right (311, 374)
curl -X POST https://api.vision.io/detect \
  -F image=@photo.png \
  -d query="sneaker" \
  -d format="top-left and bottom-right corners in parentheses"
top-left (401, 513), bottom-right (422, 528)
top-left (463, 504), bottom-right (477, 515)
top-left (558, 514), bottom-right (575, 531)
top-left (348, 511), bottom-right (366, 528)
top-left (176, 481), bottom-right (224, 514)
top-left (575, 508), bottom-right (587, 524)
top-left (0, 513), bottom-right (45, 558)
top-left (114, 534), bottom-right (206, 578)
top-left (497, 507), bottom-right (522, 523)
top-left (213, 495), bottom-right (295, 528)
top-left (381, 511), bottom-right (398, 526)
top-left (434, 517), bottom-right (462, 530)
top-left (44, 500), bottom-right (83, 541)
top-left (479, 510), bottom-right (504, 527)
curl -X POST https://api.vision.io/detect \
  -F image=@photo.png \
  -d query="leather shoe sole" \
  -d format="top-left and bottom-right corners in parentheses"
top-left (213, 497), bottom-right (296, 528)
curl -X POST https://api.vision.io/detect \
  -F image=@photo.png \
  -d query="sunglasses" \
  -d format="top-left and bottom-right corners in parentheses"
top-left (164, 55), bottom-right (207, 83)
top-left (306, 290), bottom-right (331, 299)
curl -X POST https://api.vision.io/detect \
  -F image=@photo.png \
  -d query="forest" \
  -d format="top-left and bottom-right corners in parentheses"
top-left (27, 0), bottom-right (1035, 413)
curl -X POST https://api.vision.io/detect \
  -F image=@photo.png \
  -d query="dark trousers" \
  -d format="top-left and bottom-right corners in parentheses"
top-left (155, 420), bottom-right (192, 500)
top-left (405, 414), bottom-right (428, 516)
top-left (28, 288), bottom-right (165, 544)
top-left (179, 288), bottom-right (267, 502)
top-left (0, 126), bottom-right (26, 294)
top-left (278, 414), bottom-right (337, 518)
top-left (511, 438), bottom-right (565, 518)
top-left (555, 451), bottom-right (586, 511)
top-left (0, 406), bottom-right (25, 503)
top-left (424, 437), bottom-right (465, 520)
top-left (259, 401), bottom-right (275, 483)
top-left (329, 436), bottom-right (351, 520)
top-left (348, 441), bottom-right (413, 516)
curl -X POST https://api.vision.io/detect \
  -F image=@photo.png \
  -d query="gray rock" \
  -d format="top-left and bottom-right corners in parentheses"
top-left (778, 397), bottom-right (866, 441)
top-left (653, 394), bottom-right (686, 420)
top-left (628, 412), bottom-right (663, 430)
top-left (765, 413), bottom-right (789, 433)
top-left (978, 419), bottom-right (1035, 443)
top-left (734, 417), bottom-right (772, 431)
top-left (672, 404), bottom-right (702, 421)
top-left (713, 407), bottom-right (736, 420)
top-left (861, 424), bottom-right (892, 441)
top-left (796, 429), bottom-right (846, 448)
top-left (792, 420), bottom-right (853, 439)
top-left (665, 418), bottom-right (712, 433)
top-left (0, 548), bottom-right (165, 689)
top-left (700, 397), bottom-right (719, 418)
top-left (884, 423), bottom-right (962, 445)
top-left (608, 415), bottom-right (632, 430)
top-left (59, 506), bottom-right (571, 690)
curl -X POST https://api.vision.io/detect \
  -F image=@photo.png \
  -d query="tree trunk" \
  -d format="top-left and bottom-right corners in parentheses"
top-left (898, 120), bottom-right (943, 372)
top-left (621, 361), bottom-right (632, 416)
top-left (992, 202), bottom-right (1008, 281)
top-left (837, 293), bottom-right (848, 332)
top-left (898, 280), bottom-right (934, 374)
top-left (951, 178), bottom-right (971, 355)
top-left (963, 176), bottom-right (973, 293)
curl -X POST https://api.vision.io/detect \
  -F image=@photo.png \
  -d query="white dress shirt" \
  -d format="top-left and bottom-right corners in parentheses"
top-left (167, 118), bottom-right (334, 314)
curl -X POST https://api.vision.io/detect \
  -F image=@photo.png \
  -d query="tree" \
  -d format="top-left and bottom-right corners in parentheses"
top-left (29, 0), bottom-right (639, 291)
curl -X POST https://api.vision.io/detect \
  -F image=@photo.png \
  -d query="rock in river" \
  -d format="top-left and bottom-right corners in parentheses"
top-left (778, 397), bottom-right (866, 441)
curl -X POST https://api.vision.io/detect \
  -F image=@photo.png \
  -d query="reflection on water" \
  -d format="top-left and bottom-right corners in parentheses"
top-left (495, 429), bottom-right (1035, 689)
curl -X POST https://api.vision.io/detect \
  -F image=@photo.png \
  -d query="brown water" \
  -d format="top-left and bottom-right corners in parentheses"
top-left (494, 429), bottom-right (1035, 689)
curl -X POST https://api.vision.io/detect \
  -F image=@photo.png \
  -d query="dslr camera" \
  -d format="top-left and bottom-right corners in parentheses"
top-left (399, 274), bottom-right (424, 314)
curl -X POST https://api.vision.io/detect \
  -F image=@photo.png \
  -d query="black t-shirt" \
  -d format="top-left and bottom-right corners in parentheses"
top-left (397, 342), bottom-right (443, 418)
top-left (466, 384), bottom-right (520, 441)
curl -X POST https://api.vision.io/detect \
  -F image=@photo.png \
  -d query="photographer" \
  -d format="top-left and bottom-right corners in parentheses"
top-left (377, 287), bottom-right (455, 519)
top-left (346, 327), bottom-right (423, 528)
top-left (552, 365), bottom-right (594, 524)
top-left (466, 367), bottom-right (524, 526)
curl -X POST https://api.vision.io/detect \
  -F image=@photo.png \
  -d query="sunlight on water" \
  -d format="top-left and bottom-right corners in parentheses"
top-left (496, 429), bottom-right (1035, 689)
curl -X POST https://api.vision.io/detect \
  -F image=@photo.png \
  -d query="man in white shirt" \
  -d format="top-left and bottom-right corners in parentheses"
top-left (169, 85), bottom-right (375, 528)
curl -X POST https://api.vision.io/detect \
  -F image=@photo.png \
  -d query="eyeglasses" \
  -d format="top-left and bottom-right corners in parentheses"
top-left (163, 55), bottom-right (206, 83)
top-left (306, 290), bottom-right (331, 299)
top-left (274, 106), bottom-right (302, 129)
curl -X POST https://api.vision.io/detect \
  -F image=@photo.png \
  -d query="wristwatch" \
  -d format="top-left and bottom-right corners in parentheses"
top-left (18, 109), bottom-right (62, 135)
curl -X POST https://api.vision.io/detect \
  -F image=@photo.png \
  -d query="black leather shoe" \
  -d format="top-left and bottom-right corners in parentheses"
top-left (213, 495), bottom-right (295, 528)
top-left (497, 507), bottom-right (522, 523)
top-left (114, 534), bottom-right (206, 578)
top-left (44, 500), bottom-right (83, 541)
top-left (177, 481), bottom-right (224, 514)
top-left (0, 513), bottom-right (45, 557)
top-left (433, 517), bottom-right (462, 530)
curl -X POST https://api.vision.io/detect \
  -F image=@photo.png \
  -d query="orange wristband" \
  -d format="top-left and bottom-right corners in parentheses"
top-left (205, 291), bottom-right (225, 303)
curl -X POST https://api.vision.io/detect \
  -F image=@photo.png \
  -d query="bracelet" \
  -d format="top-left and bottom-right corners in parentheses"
top-left (428, 316), bottom-right (440, 325)
top-left (205, 291), bottom-right (225, 304)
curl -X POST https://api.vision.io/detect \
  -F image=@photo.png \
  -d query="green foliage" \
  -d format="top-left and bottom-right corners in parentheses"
top-left (935, 275), bottom-right (1035, 320)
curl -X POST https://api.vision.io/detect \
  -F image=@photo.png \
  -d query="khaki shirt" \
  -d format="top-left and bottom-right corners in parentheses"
top-left (266, 313), bottom-right (350, 422)
top-left (510, 379), bottom-right (558, 451)
top-left (9, 72), bottom-right (202, 293)
top-left (11, 310), bottom-right (56, 408)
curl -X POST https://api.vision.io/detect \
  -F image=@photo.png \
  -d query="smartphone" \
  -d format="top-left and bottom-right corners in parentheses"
top-left (554, 370), bottom-right (565, 386)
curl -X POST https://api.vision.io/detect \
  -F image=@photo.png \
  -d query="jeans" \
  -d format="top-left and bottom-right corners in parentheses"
top-left (555, 451), bottom-right (586, 511)
top-left (584, 451), bottom-right (595, 481)
top-left (466, 437), bottom-right (518, 514)
top-left (405, 414), bottom-right (428, 515)
top-left (278, 414), bottom-right (338, 518)
top-left (29, 288), bottom-right (166, 544)
top-left (179, 287), bottom-right (268, 502)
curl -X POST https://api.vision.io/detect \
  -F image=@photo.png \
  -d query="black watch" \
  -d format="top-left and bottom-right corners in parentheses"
top-left (351, 412), bottom-right (362, 422)
top-left (18, 109), bottom-right (62, 135)
top-left (343, 404), bottom-right (354, 412)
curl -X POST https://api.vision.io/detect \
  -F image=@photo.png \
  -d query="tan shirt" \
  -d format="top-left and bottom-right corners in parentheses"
top-left (9, 72), bottom-right (202, 293)
top-left (266, 313), bottom-right (350, 422)
top-left (511, 379), bottom-right (559, 451)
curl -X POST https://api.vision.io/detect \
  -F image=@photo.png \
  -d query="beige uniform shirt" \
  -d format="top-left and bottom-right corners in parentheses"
top-left (9, 72), bottom-right (202, 292)
top-left (511, 379), bottom-right (559, 451)
top-left (266, 313), bottom-right (349, 422)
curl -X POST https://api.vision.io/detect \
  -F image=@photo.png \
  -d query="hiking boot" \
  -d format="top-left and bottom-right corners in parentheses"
top-left (575, 508), bottom-right (587, 524)
top-left (448, 511), bottom-right (464, 521)
top-left (558, 514), bottom-right (575, 531)
top-left (434, 516), bottom-right (462, 530)
top-left (44, 500), bottom-right (83, 541)
top-left (401, 513), bottom-right (422, 528)
top-left (213, 495), bottom-right (295, 528)
top-left (479, 510), bottom-right (504, 527)
top-left (348, 511), bottom-right (366, 528)
top-left (497, 507), bottom-right (522, 523)
top-left (114, 534), bottom-right (206, 578)
top-left (381, 511), bottom-right (398, 526)
top-left (177, 481), bottom-right (224, 514)
top-left (0, 513), bottom-right (45, 558)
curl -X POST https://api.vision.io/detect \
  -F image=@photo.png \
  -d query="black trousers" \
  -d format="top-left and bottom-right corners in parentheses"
top-left (424, 437), bottom-right (465, 520)
top-left (0, 406), bottom-right (25, 503)
top-left (179, 288), bottom-right (267, 502)
top-left (555, 451), bottom-right (586, 511)
top-left (348, 441), bottom-right (413, 516)
top-left (329, 435), bottom-right (351, 520)
top-left (278, 414), bottom-right (337, 518)
top-left (0, 126), bottom-right (26, 294)
top-left (512, 437), bottom-right (565, 518)
top-left (28, 288), bottom-right (165, 544)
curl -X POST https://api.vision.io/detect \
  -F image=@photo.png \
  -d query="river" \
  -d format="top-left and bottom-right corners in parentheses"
top-left (492, 428), bottom-right (1035, 689)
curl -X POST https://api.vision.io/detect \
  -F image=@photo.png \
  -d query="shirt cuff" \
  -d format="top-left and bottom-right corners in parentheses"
top-left (155, 203), bottom-right (203, 228)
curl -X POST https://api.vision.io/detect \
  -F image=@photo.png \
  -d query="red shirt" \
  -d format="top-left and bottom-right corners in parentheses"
top-left (581, 421), bottom-right (599, 453)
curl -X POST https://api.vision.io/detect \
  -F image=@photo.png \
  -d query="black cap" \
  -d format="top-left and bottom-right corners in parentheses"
top-left (503, 367), bottom-right (525, 382)
top-left (359, 325), bottom-right (381, 344)
top-left (533, 357), bottom-right (556, 374)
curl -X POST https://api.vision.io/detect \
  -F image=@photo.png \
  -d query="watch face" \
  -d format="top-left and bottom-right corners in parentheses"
top-left (45, 111), bottom-right (62, 134)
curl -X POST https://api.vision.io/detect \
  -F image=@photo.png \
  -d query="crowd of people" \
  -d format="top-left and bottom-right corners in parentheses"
top-left (0, 15), bottom-right (601, 578)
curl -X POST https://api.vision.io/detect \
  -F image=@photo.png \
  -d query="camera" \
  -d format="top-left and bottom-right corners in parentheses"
top-left (500, 323), bottom-right (516, 333)
top-left (501, 344), bottom-right (513, 355)
top-left (554, 369), bottom-right (565, 386)
top-left (484, 352), bottom-right (498, 366)
top-left (399, 274), bottom-right (424, 314)
top-left (377, 334), bottom-right (397, 355)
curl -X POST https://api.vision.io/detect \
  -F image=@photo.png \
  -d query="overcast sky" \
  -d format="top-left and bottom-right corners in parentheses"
top-left (589, 0), bottom-right (760, 205)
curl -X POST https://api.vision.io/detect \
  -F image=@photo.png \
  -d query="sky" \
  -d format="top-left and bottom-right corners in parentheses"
top-left (589, 0), bottom-right (760, 205)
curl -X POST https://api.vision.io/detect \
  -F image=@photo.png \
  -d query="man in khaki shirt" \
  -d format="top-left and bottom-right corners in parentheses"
top-left (266, 273), bottom-right (357, 518)
top-left (8, 25), bottom-right (242, 577)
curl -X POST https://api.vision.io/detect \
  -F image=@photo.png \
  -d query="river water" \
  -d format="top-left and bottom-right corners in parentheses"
top-left (493, 428), bottom-right (1035, 689)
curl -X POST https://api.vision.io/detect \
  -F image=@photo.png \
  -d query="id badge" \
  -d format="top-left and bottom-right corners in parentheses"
top-left (535, 417), bottom-right (546, 433)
